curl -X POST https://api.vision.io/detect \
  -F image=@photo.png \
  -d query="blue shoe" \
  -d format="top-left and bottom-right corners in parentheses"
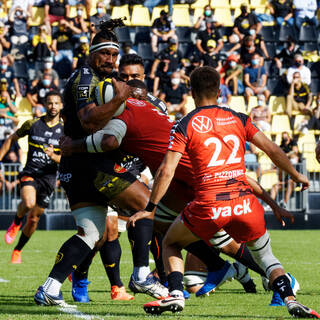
top-left (195, 261), bottom-right (235, 297)
top-left (287, 273), bottom-right (300, 296)
top-left (72, 273), bottom-right (90, 303)
top-left (34, 286), bottom-right (65, 306)
top-left (161, 279), bottom-right (190, 299)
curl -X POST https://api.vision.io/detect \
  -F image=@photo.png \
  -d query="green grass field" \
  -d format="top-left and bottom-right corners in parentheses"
top-left (0, 230), bottom-right (319, 320)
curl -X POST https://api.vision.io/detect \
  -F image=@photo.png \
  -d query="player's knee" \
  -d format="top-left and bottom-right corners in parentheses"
top-left (27, 214), bottom-right (40, 226)
top-left (24, 200), bottom-right (36, 211)
top-left (106, 216), bottom-right (118, 241)
top-left (184, 271), bottom-right (207, 293)
top-left (247, 231), bottom-right (282, 278)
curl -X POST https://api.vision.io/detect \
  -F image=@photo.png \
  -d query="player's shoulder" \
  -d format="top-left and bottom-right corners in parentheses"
top-left (146, 92), bottom-right (168, 114)
top-left (16, 117), bottom-right (39, 135)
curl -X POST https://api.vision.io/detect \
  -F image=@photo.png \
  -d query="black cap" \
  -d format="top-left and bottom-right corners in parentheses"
top-left (160, 10), bottom-right (168, 16)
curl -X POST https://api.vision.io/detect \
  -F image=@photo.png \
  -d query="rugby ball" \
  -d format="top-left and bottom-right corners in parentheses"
top-left (95, 78), bottom-right (126, 117)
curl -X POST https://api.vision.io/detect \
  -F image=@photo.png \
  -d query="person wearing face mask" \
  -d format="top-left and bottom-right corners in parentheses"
top-left (0, 21), bottom-right (11, 58)
top-left (44, 0), bottom-right (70, 34)
top-left (286, 54), bottom-right (311, 86)
top-left (239, 35), bottom-right (265, 66)
top-left (0, 56), bottom-right (21, 98)
top-left (68, 4), bottom-right (89, 41)
top-left (32, 25), bottom-right (53, 61)
top-left (293, 0), bottom-right (318, 29)
top-left (223, 55), bottom-right (244, 95)
top-left (201, 39), bottom-right (222, 71)
top-left (33, 56), bottom-right (60, 88)
top-left (244, 53), bottom-right (270, 106)
top-left (72, 36), bottom-right (90, 71)
top-left (8, 6), bottom-right (28, 45)
top-left (90, 1), bottom-right (111, 39)
top-left (27, 73), bottom-right (58, 117)
top-left (194, 5), bottom-right (221, 31)
top-left (229, 3), bottom-right (262, 44)
top-left (159, 71), bottom-right (187, 118)
top-left (249, 94), bottom-right (271, 132)
top-left (286, 71), bottom-right (313, 118)
top-left (267, 0), bottom-right (294, 27)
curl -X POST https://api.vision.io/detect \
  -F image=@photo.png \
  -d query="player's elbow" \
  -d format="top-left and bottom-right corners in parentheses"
top-left (101, 135), bottom-right (119, 151)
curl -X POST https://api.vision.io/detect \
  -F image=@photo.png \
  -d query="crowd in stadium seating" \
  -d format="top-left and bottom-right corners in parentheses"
top-left (0, 0), bottom-right (319, 200)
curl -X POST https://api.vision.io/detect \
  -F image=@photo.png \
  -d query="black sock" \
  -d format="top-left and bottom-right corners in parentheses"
top-left (234, 244), bottom-right (266, 277)
top-left (167, 271), bottom-right (184, 293)
top-left (127, 218), bottom-right (153, 267)
top-left (49, 235), bottom-right (92, 283)
top-left (150, 232), bottom-right (167, 284)
top-left (99, 238), bottom-right (123, 287)
top-left (14, 214), bottom-right (23, 226)
top-left (14, 232), bottom-right (29, 251)
top-left (272, 274), bottom-right (294, 301)
top-left (74, 248), bottom-right (97, 280)
top-left (185, 241), bottom-right (226, 272)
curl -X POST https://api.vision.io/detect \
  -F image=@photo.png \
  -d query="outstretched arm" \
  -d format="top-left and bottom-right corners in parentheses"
top-left (0, 133), bottom-right (19, 161)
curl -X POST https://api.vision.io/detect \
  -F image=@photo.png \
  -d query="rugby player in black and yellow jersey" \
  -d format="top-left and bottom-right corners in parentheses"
top-left (34, 19), bottom-right (168, 307)
top-left (1, 90), bottom-right (63, 264)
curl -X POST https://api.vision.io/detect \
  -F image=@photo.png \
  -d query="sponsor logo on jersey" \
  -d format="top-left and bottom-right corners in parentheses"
top-left (77, 85), bottom-right (90, 100)
top-left (127, 98), bottom-right (147, 107)
top-left (114, 164), bottom-right (127, 173)
top-left (192, 116), bottom-right (213, 133)
top-left (56, 128), bottom-right (62, 134)
top-left (44, 131), bottom-right (53, 137)
top-left (211, 199), bottom-right (251, 220)
top-left (59, 173), bottom-right (72, 182)
top-left (83, 68), bottom-right (90, 75)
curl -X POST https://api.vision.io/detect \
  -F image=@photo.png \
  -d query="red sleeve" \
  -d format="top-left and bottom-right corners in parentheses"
top-left (167, 122), bottom-right (187, 154)
top-left (115, 107), bottom-right (130, 127)
top-left (245, 117), bottom-right (260, 142)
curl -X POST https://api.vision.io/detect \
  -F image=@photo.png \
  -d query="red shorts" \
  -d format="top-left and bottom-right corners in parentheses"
top-left (49, 15), bottom-right (65, 24)
top-left (181, 194), bottom-right (266, 245)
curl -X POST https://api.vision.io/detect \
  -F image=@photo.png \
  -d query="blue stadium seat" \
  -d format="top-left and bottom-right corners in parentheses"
top-left (13, 59), bottom-right (28, 79)
top-left (265, 42), bottom-right (276, 58)
top-left (310, 78), bottom-right (320, 94)
top-left (115, 27), bottom-right (131, 43)
top-left (261, 26), bottom-right (275, 42)
top-left (303, 42), bottom-right (319, 52)
top-left (310, 61), bottom-right (320, 78)
top-left (134, 27), bottom-right (151, 44)
top-left (137, 43), bottom-right (154, 60)
top-left (179, 43), bottom-right (196, 59)
top-left (299, 25), bottom-right (317, 42)
top-left (175, 27), bottom-right (192, 43)
top-left (277, 24), bottom-right (297, 42)
top-left (267, 78), bottom-right (285, 95)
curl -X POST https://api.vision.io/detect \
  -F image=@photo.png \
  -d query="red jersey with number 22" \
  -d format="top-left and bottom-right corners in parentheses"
top-left (168, 105), bottom-right (259, 202)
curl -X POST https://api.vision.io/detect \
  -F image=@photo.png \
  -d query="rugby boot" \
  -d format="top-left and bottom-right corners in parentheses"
top-left (233, 261), bottom-right (257, 293)
top-left (34, 286), bottom-right (66, 306)
top-left (196, 260), bottom-right (236, 297)
top-left (5, 221), bottom-right (21, 244)
top-left (111, 286), bottom-right (134, 301)
top-left (285, 299), bottom-right (320, 318)
top-left (71, 273), bottom-right (90, 303)
top-left (163, 280), bottom-right (190, 299)
top-left (11, 249), bottom-right (21, 264)
top-left (144, 295), bottom-right (185, 315)
top-left (129, 274), bottom-right (169, 299)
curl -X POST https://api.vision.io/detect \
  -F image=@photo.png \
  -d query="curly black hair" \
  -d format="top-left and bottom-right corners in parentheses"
top-left (119, 54), bottom-right (144, 70)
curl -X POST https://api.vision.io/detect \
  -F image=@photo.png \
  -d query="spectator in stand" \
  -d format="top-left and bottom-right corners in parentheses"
top-left (159, 71), bottom-right (187, 118)
top-left (194, 5), bottom-right (220, 31)
top-left (33, 56), bottom-right (59, 88)
top-left (180, 55), bottom-right (201, 87)
top-left (218, 84), bottom-right (232, 106)
top-left (286, 54), bottom-right (311, 85)
top-left (68, 0), bottom-right (91, 20)
top-left (201, 39), bottom-right (222, 71)
top-left (27, 73), bottom-right (58, 117)
top-left (151, 10), bottom-right (177, 54)
top-left (239, 35), bottom-right (265, 66)
top-left (306, 105), bottom-right (320, 130)
top-left (8, 6), bottom-right (29, 46)
top-left (44, 0), bottom-right (70, 34)
top-left (286, 71), bottom-right (312, 117)
top-left (89, 1), bottom-right (111, 40)
top-left (68, 4), bottom-right (88, 41)
top-left (268, 0), bottom-right (294, 26)
top-left (0, 22), bottom-right (11, 58)
top-left (144, 0), bottom-right (173, 16)
top-left (244, 53), bottom-right (270, 106)
top-left (222, 54), bottom-right (244, 95)
top-left (0, 56), bottom-right (21, 97)
top-left (229, 3), bottom-right (262, 43)
top-left (72, 36), bottom-right (89, 71)
top-left (195, 19), bottom-right (223, 56)
top-left (10, 0), bottom-right (33, 18)
top-left (0, 78), bottom-right (18, 124)
top-left (293, 0), bottom-right (318, 29)
top-left (274, 37), bottom-right (301, 75)
top-left (32, 25), bottom-right (52, 61)
top-left (249, 94), bottom-right (271, 131)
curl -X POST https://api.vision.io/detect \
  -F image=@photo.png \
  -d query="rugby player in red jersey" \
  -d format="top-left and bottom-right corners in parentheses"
top-left (133, 67), bottom-right (319, 318)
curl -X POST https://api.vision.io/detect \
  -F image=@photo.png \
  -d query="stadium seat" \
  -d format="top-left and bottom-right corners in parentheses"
top-left (303, 152), bottom-right (320, 172)
top-left (260, 171), bottom-right (278, 191)
top-left (267, 78), bottom-right (285, 96)
top-left (134, 27), bottom-right (151, 44)
top-left (230, 0), bottom-right (249, 8)
top-left (246, 170), bottom-right (257, 181)
top-left (175, 27), bottom-right (192, 43)
top-left (271, 115), bottom-right (291, 134)
top-left (229, 96), bottom-right (246, 113)
top-left (29, 7), bottom-right (44, 26)
top-left (13, 60), bottom-right (28, 79)
top-left (111, 5), bottom-right (131, 25)
top-left (278, 24), bottom-right (297, 42)
top-left (250, 0), bottom-right (267, 6)
top-left (214, 8), bottom-right (233, 26)
top-left (222, 42), bottom-right (235, 53)
top-left (261, 26), bottom-right (275, 42)
top-left (15, 97), bottom-right (32, 116)
top-left (115, 27), bottom-right (131, 43)
top-left (172, 5), bottom-right (192, 27)
top-left (131, 5), bottom-right (151, 26)
top-left (265, 42), bottom-right (276, 58)
top-left (247, 96), bottom-right (258, 114)
top-left (185, 96), bottom-right (196, 113)
top-left (191, 0), bottom-right (209, 9)
top-left (269, 96), bottom-right (286, 114)
top-left (193, 8), bottom-right (205, 24)
top-left (210, 0), bottom-right (230, 7)
top-left (137, 43), bottom-right (154, 60)
top-left (303, 42), bottom-right (319, 52)
top-left (299, 25), bottom-right (317, 42)
top-left (297, 133), bottom-right (316, 153)
top-left (151, 6), bottom-right (168, 23)
top-left (179, 43), bottom-right (196, 58)
top-left (310, 79), bottom-right (320, 95)
top-left (293, 114), bottom-right (310, 133)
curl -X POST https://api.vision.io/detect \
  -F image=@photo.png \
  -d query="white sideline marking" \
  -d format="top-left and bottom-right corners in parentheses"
top-left (0, 278), bottom-right (9, 283)
top-left (59, 306), bottom-right (105, 320)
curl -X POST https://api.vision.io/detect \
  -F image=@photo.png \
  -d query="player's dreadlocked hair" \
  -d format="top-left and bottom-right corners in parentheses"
top-left (91, 17), bottom-right (127, 45)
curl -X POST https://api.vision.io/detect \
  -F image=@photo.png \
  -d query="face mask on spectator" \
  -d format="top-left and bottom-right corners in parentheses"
top-left (1, 64), bottom-right (8, 71)
top-left (204, 10), bottom-right (212, 17)
top-left (217, 97), bottom-right (222, 104)
top-left (248, 29), bottom-right (255, 36)
top-left (241, 7), bottom-right (247, 14)
top-left (251, 59), bottom-right (259, 66)
top-left (290, 157), bottom-right (298, 165)
top-left (258, 99), bottom-right (264, 106)
top-left (77, 9), bottom-right (83, 15)
top-left (171, 78), bottom-right (180, 85)
top-left (44, 62), bottom-right (53, 69)
top-left (230, 61), bottom-right (237, 68)
top-left (97, 8), bottom-right (104, 14)
top-left (42, 79), bottom-right (51, 86)
top-left (295, 61), bottom-right (303, 67)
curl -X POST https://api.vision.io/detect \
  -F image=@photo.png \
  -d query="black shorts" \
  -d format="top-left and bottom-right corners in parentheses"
top-left (19, 171), bottom-right (56, 209)
top-left (59, 154), bottom-right (137, 208)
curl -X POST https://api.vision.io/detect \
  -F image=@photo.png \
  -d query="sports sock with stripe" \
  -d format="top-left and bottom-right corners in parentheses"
top-left (150, 232), bottom-right (167, 284)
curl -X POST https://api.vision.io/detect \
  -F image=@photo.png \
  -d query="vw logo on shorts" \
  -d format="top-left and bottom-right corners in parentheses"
top-left (192, 116), bottom-right (213, 133)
